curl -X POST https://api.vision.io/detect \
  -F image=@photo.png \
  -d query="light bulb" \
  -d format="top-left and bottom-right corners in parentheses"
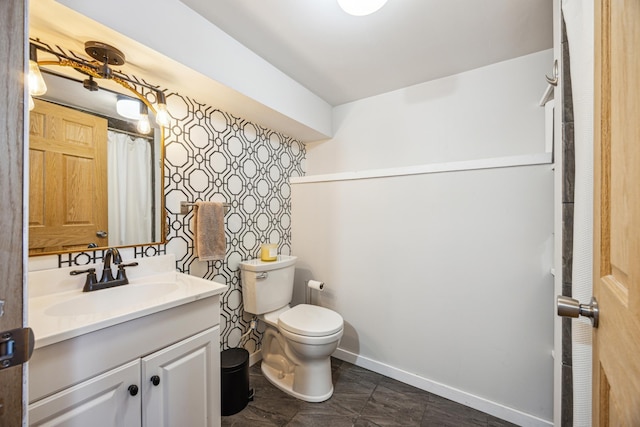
top-left (137, 114), bottom-right (151, 134)
top-left (337, 0), bottom-right (388, 16)
top-left (155, 103), bottom-right (171, 127)
top-left (28, 60), bottom-right (47, 96)
top-left (155, 91), bottom-right (171, 127)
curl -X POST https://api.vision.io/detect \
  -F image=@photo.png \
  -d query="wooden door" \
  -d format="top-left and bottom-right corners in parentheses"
top-left (29, 99), bottom-right (108, 254)
top-left (28, 360), bottom-right (141, 426)
top-left (141, 327), bottom-right (219, 427)
top-left (593, 0), bottom-right (640, 424)
top-left (0, 0), bottom-right (26, 425)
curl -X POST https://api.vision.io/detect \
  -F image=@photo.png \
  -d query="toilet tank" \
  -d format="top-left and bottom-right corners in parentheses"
top-left (239, 255), bottom-right (297, 315)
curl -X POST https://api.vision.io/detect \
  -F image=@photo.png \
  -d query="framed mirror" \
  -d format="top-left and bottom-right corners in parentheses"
top-left (28, 70), bottom-right (165, 256)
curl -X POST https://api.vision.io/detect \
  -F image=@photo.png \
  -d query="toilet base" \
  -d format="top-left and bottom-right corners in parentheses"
top-left (261, 362), bottom-right (334, 403)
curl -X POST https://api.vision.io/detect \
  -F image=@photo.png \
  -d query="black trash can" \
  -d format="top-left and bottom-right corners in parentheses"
top-left (221, 348), bottom-right (253, 416)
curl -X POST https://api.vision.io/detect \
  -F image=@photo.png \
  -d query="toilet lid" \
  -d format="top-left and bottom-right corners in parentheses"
top-left (278, 304), bottom-right (343, 337)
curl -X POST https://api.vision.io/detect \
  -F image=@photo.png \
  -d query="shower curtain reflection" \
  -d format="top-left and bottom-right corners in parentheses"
top-left (107, 130), bottom-right (153, 246)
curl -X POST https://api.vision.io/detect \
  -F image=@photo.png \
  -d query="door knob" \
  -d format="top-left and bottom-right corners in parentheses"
top-left (557, 295), bottom-right (599, 328)
top-left (96, 230), bottom-right (108, 238)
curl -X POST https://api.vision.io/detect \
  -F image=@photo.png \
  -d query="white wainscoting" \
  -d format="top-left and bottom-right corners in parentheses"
top-left (291, 157), bottom-right (554, 426)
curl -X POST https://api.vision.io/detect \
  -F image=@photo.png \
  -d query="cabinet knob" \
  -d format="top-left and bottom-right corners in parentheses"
top-left (128, 385), bottom-right (139, 396)
top-left (150, 375), bottom-right (161, 386)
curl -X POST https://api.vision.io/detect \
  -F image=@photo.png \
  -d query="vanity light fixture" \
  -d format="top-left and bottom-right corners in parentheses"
top-left (28, 44), bottom-right (47, 96)
top-left (337, 0), bottom-right (388, 16)
top-left (29, 39), bottom-right (172, 129)
top-left (136, 103), bottom-right (152, 134)
top-left (85, 40), bottom-right (125, 80)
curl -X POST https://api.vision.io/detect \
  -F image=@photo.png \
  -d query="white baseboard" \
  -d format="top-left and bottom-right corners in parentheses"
top-left (332, 347), bottom-right (552, 427)
top-left (248, 349), bottom-right (262, 367)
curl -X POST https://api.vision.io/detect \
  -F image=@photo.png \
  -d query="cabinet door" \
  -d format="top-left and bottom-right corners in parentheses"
top-left (29, 360), bottom-right (140, 427)
top-left (142, 327), bottom-right (220, 427)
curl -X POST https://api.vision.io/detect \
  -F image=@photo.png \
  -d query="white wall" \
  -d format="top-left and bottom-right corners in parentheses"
top-left (306, 50), bottom-right (553, 174)
top-left (292, 49), bottom-right (555, 426)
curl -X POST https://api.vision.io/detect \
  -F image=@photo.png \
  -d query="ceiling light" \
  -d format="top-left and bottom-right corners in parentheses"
top-left (337, 0), bottom-right (388, 16)
top-left (155, 91), bottom-right (171, 128)
top-left (28, 44), bottom-right (47, 96)
top-left (116, 96), bottom-right (141, 120)
top-left (137, 103), bottom-right (152, 134)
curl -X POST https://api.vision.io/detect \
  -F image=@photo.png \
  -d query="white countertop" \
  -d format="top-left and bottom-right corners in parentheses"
top-left (28, 255), bottom-right (227, 349)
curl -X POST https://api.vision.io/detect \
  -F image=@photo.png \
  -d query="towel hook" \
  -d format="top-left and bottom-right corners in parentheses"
top-left (545, 59), bottom-right (558, 86)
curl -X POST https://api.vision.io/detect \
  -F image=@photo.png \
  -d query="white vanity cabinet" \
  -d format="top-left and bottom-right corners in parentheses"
top-left (28, 264), bottom-right (227, 427)
top-left (29, 327), bottom-right (220, 427)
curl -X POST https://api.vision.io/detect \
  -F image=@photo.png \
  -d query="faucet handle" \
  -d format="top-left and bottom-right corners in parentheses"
top-left (70, 268), bottom-right (96, 276)
top-left (116, 262), bottom-right (139, 282)
top-left (119, 262), bottom-right (139, 268)
top-left (70, 268), bottom-right (99, 292)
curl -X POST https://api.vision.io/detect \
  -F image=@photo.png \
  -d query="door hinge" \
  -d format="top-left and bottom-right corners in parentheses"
top-left (0, 327), bottom-right (35, 369)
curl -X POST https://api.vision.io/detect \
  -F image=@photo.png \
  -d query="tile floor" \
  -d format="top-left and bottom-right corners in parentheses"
top-left (222, 358), bottom-right (519, 426)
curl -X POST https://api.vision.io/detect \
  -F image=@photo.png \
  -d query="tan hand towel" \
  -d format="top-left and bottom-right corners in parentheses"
top-left (194, 201), bottom-right (226, 261)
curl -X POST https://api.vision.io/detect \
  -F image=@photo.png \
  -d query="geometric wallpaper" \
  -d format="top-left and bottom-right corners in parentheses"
top-left (55, 88), bottom-right (306, 354)
top-left (161, 92), bottom-right (306, 352)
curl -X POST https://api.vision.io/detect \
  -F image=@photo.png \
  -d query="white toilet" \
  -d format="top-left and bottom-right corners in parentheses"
top-left (239, 255), bottom-right (344, 402)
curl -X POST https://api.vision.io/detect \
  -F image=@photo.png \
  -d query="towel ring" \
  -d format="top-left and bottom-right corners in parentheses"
top-left (180, 201), bottom-right (230, 215)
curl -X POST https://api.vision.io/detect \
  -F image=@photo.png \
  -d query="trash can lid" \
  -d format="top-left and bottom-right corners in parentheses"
top-left (221, 348), bottom-right (249, 370)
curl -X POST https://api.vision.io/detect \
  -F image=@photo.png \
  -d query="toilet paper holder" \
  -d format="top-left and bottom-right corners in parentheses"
top-left (305, 279), bottom-right (324, 304)
top-left (306, 280), bottom-right (324, 290)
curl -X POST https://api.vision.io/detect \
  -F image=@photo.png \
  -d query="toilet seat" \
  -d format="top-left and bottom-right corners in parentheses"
top-left (278, 304), bottom-right (343, 337)
top-left (279, 327), bottom-right (343, 346)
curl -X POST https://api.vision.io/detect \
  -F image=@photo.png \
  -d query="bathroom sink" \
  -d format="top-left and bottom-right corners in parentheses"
top-left (44, 282), bottom-right (180, 317)
top-left (28, 254), bottom-right (228, 348)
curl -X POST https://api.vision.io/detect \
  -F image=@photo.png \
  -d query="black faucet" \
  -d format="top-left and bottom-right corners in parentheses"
top-left (70, 248), bottom-right (138, 292)
top-left (100, 247), bottom-right (122, 283)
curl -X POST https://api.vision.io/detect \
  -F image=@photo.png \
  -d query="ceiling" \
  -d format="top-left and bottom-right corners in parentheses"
top-left (180, 0), bottom-right (553, 105)
top-left (28, 0), bottom-right (553, 141)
